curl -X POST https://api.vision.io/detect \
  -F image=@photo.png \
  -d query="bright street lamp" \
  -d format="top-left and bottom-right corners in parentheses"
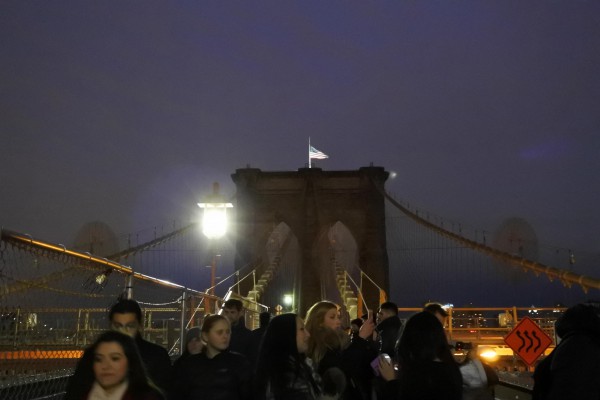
top-left (198, 182), bottom-right (233, 240)
top-left (283, 293), bottom-right (294, 311)
top-left (198, 182), bottom-right (233, 313)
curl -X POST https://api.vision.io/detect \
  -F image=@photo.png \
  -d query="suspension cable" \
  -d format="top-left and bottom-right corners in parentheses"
top-left (382, 191), bottom-right (600, 292)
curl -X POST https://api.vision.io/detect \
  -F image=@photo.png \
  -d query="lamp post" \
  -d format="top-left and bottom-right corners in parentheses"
top-left (198, 182), bottom-right (233, 313)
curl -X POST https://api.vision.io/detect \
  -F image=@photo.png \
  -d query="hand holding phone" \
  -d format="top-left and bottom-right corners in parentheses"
top-left (371, 354), bottom-right (393, 377)
top-left (359, 310), bottom-right (376, 340)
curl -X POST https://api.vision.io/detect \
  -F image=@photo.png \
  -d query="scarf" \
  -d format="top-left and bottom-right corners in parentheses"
top-left (88, 380), bottom-right (129, 400)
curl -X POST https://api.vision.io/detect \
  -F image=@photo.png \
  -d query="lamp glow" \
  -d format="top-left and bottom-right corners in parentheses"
top-left (198, 182), bottom-right (233, 239)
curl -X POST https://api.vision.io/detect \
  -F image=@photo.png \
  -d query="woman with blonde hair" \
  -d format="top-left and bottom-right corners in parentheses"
top-left (305, 301), bottom-right (376, 400)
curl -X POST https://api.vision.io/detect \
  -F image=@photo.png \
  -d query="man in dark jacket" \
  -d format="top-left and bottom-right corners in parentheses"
top-left (221, 298), bottom-right (252, 356)
top-left (375, 301), bottom-right (402, 360)
top-left (66, 298), bottom-right (172, 395)
top-left (108, 299), bottom-right (173, 393)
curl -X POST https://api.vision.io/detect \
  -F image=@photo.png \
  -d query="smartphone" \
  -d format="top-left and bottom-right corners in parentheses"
top-left (370, 353), bottom-right (391, 376)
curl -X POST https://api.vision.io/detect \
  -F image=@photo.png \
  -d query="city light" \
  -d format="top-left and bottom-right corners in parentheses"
top-left (478, 346), bottom-right (498, 362)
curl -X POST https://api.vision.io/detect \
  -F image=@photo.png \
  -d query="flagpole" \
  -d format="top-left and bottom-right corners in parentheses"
top-left (308, 137), bottom-right (311, 168)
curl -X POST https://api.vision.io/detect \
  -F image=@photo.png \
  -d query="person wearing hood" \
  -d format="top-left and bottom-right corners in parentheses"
top-left (533, 301), bottom-right (600, 400)
top-left (173, 327), bottom-right (203, 372)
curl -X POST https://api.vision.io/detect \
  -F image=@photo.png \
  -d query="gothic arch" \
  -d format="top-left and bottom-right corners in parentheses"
top-left (232, 166), bottom-right (389, 313)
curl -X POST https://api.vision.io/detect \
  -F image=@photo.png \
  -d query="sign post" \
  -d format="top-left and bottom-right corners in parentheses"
top-left (504, 317), bottom-right (553, 366)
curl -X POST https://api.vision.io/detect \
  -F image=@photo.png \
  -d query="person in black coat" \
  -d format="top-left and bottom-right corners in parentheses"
top-left (221, 298), bottom-right (253, 357)
top-left (375, 302), bottom-right (402, 360)
top-left (108, 299), bottom-right (173, 394)
top-left (172, 326), bottom-right (203, 373)
top-left (171, 314), bottom-right (252, 400)
top-left (378, 311), bottom-right (462, 400)
top-left (254, 313), bottom-right (321, 400)
top-left (533, 301), bottom-right (600, 400)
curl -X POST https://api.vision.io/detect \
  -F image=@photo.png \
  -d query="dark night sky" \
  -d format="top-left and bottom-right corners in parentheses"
top-left (1, 1), bottom-right (599, 305)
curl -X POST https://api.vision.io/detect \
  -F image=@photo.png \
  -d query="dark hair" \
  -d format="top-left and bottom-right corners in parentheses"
top-left (259, 311), bottom-right (271, 328)
top-left (555, 301), bottom-right (600, 339)
top-left (223, 299), bottom-right (243, 311)
top-left (254, 313), bottom-right (319, 399)
top-left (65, 330), bottom-right (160, 400)
top-left (109, 299), bottom-right (143, 323)
top-left (350, 318), bottom-right (363, 328)
top-left (380, 302), bottom-right (399, 315)
top-left (398, 311), bottom-right (455, 366)
top-left (423, 302), bottom-right (448, 318)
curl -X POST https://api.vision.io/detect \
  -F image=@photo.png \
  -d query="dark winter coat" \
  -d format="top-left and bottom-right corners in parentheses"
top-left (134, 335), bottom-right (172, 394)
top-left (262, 357), bottom-right (321, 400)
top-left (533, 302), bottom-right (600, 400)
top-left (79, 387), bottom-right (164, 400)
top-left (229, 319), bottom-right (253, 357)
top-left (318, 336), bottom-right (377, 400)
top-left (171, 350), bottom-right (252, 400)
top-left (375, 317), bottom-right (402, 360)
top-left (381, 360), bottom-right (463, 400)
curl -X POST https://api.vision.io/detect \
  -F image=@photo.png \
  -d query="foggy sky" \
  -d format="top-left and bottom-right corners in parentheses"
top-left (1, 1), bottom-right (599, 304)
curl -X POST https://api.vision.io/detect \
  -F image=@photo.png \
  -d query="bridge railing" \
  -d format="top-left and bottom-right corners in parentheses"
top-left (0, 228), bottom-right (267, 399)
top-left (398, 305), bottom-right (563, 382)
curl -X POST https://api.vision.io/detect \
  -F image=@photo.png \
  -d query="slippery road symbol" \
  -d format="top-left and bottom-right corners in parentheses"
top-left (516, 329), bottom-right (541, 353)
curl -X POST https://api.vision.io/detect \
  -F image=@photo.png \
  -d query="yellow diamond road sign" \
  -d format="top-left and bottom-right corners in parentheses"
top-left (504, 317), bottom-right (553, 366)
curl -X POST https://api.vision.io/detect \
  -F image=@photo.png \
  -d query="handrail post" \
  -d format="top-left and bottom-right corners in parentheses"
top-left (180, 291), bottom-right (187, 356)
top-left (76, 308), bottom-right (82, 346)
top-left (84, 311), bottom-right (90, 346)
top-left (13, 307), bottom-right (20, 348)
top-left (125, 275), bottom-right (133, 299)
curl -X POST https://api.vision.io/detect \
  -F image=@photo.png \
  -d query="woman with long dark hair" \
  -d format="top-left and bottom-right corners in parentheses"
top-left (378, 311), bottom-right (462, 400)
top-left (64, 330), bottom-right (164, 400)
top-left (254, 313), bottom-right (321, 400)
top-left (171, 314), bottom-right (252, 400)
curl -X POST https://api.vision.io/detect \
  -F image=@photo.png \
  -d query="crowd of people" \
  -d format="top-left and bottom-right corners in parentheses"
top-left (63, 296), bottom-right (600, 400)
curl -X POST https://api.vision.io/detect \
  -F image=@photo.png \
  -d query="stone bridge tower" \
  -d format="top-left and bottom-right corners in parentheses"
top-left (231, 166), bottom-right (389, 314)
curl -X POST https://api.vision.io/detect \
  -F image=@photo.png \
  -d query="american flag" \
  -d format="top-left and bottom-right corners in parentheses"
top-left (309, 145), bottom-right (329, 159)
